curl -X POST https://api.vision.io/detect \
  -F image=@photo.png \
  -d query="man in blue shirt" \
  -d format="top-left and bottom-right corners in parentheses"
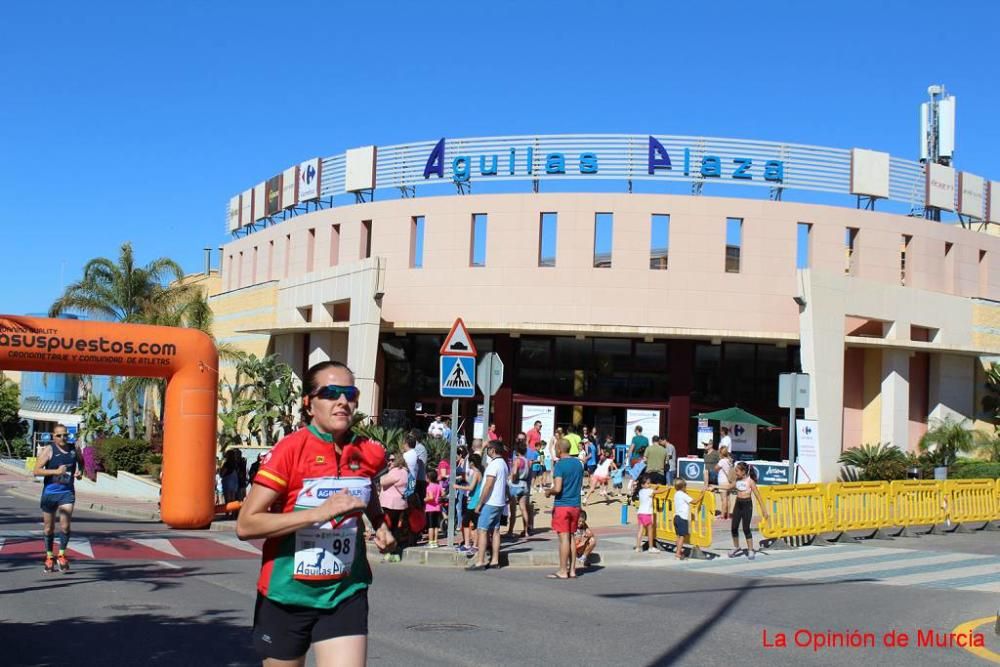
top-left (545, 439), bottom-right (584, 579)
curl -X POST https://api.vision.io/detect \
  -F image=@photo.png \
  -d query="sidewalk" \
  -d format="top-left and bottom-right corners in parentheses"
top-left (1, 464), bottom-right (761, 568)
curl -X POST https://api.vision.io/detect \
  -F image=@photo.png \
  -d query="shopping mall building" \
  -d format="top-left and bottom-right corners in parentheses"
top-left (208, 134), bottom-right (1000, 482)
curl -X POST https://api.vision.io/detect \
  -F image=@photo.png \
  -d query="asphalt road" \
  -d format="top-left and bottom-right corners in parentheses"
top-left (1, 491), bottom-right (996, 667)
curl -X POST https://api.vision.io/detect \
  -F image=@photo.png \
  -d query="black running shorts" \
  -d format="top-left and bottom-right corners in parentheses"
top-left (252, 590), bottom-right (368, 660)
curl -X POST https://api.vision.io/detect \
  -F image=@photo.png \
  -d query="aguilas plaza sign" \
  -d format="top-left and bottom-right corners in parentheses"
top-left (423, 136), bottom-right (785, 184)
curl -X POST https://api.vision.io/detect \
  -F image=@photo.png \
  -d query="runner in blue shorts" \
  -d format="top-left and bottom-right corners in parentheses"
top-left (32, 425), bottom-right (83, 573)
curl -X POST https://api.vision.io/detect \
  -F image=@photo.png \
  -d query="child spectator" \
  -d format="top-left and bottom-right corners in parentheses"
top-left (575, 510), bottom-right (597, 568)
top-left (424, 469), bottom-right (444, 548)
top-left (584, 451), bottom-right (617, 504)
top-left (633, 473), bottom-right (658, 553)
top-left (673, 478), bottom-right (704, 561)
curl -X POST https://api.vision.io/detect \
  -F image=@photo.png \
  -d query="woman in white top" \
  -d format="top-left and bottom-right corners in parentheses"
top-left (715, 446), bottom-right (735, 520)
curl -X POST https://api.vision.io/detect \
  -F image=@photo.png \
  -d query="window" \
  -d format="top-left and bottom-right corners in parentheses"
top-left (252, 246), bottom-right (258, 284)
top-left (845, 227), bottom-right (859, 275)
top-left (979, 250), bottom-right (988, 297)
top-left (725, 217), bottom-right (742, 273)
top-left (900, 235), bottom-right (912, 285)
top-left (471, 213), bottom-right (487, 267)
top-left (539, 212), bottom-right (557, 267)
top-left (284, 233), bottom-right (292, 278)
top-left (410, 216), bottom-right (424, 268)
top-left (944, 241), bottom-right (954, 292)
top-left (330, 224), bottom-right (341, 267)
top-left (237, 251), bottom-right (243, 287)
top-left (650, 214), bottom-right (669, 270)
top-left (227, 254), bottom-right (234, 289)
top-left (796, 223), bottom-right (811, 269)
top-left (594, 213), bottom-right (613, 268)
top-left (360, 221), bottom-right (372, 259)
top-left (267, 240), bottom-right (274, 281)
top-left (306, 228), bottom-right (316, 273)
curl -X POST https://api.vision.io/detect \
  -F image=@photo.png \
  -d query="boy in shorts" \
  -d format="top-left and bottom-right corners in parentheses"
top-left (672, 479), bottom-right (704, 560)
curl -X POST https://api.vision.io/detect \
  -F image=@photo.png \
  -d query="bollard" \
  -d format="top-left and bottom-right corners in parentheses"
top-left (620, 504), bottom-right (629, 525)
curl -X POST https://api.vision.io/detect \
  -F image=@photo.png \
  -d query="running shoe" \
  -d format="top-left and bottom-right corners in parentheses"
top-left (747, 550), bottom-right (756, 561)
top-left (57, 555), bottom-right (70, 572)
top-left (43, 557), bottom-right (55, 573)
top-left (728, 549), bottom-right (741, 558)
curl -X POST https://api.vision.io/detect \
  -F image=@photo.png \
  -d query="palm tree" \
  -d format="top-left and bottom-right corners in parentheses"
top-left (919, 417), bottom-right (975, 467)
top-left (49, 242), bottom-right (195, 438)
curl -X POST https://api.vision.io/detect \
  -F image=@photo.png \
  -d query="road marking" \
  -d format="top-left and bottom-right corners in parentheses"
top-left (131, 538), bottom-right (184, 558)
top-left (950, 615), bottom-right (1000, 664)
top-left (156, 560), bottom-right (181, 570)
top-left (208, 535), bottom-right (262, 555)
top-left (69, 537), bottom-right (94, 559)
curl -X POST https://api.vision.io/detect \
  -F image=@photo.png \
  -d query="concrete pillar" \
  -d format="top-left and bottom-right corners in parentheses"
top-left (880, 349), bottom-right (910, 449)
top-left (798, 270), bottom-right (846, 483)
top-left (928, 354), bottom-right (975, 424)
top-left (273, 334), bottom-right (304, 383)
top-left (308, 331), bottom-right (349, 368)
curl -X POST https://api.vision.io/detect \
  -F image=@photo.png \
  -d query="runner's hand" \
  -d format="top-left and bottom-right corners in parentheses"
top-left (55, 465), bottom-right (67, 476)
top-left (374, 522), bottom-right (395, 553)
top-left (312, 489), bottom-right (367, 523)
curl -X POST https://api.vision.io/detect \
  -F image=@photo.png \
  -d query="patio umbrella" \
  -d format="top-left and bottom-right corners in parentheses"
top-left (693, 406), bottom-right (776, 428)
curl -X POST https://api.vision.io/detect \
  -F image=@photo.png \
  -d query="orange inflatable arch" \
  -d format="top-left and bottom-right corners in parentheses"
top-left (0, 315), bottom-right (218, 529)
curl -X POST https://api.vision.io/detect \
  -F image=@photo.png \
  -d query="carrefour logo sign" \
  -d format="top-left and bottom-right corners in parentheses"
top-left (423, 137), bottom-right (784, 184)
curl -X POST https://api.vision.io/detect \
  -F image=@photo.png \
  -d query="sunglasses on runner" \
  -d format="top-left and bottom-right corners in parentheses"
top-left (53, 433), bottom-right (66, 438)
top-left (310, 384), bottom-right (360, 402)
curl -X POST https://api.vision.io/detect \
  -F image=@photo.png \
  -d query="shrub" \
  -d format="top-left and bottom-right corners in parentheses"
top-left (93, 437), bottom-right (153, 475)
top-left (7, 437), bottom-right (32, 459)
top-left (838, 442), bottom-right (908, 481)
top-left (949, 460), bottom-right (1000, 480)
top-left (82, 446), bottom-right (98, 480)
top-left (423, 436), bottom-right (451, 469)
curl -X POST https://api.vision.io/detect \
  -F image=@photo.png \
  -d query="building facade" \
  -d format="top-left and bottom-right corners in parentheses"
top-left (210, 184), bottom-right (1000, 482)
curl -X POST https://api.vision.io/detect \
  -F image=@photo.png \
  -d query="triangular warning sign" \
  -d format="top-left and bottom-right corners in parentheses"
top-left (440, 318), bottom-right (477, 356)
top-left (443, 360), bottom-right (473, 389)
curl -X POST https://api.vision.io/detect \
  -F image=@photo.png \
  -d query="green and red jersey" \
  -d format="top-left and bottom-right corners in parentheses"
top-left (253, 426), bottom-right (386, 609)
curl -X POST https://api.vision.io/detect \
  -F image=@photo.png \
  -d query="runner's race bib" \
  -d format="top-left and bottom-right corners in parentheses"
top-left (293, 477), bottom-right (371, 581)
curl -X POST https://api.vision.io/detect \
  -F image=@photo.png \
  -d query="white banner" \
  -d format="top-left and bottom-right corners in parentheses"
top-left (298, 157), bottom-right (321, 201)
top-left (626, 409), bottom-right (661, 441)
top-left (796, 419), bottom-right (820, 484)
top-left (721, 421), bottom-right (757, 453)
top-left (520, 404), bottom-right (555, 445)
top-left (227, 195), bottom-right (241, 232)
top-left (697, 418), bottom-right (713, 450)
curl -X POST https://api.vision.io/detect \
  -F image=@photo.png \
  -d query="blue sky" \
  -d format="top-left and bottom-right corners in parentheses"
top-left (2, 1), bottom-right (998, 315)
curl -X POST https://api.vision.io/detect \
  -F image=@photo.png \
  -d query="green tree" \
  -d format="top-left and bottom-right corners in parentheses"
top-left (919, 416), bottom-right (975, 467)
top-left (0, 373), bottom-right (26, 456)
top-left (73, 392), bottom-right (110, 445)
top-left (238, 354), bottom-right (300, 448)
top-left (49, 242), bottom-right (195, 439)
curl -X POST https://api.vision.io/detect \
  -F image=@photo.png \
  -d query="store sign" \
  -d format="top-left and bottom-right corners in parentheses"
top-left (424, 136), bottom-right (785, 184)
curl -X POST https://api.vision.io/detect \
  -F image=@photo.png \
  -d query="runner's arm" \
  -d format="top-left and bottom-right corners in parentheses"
top-left (236, 483), bottom-right (365, 541)
top-left (32, 448), bottom-right (64, 477)
top-left (749, 479), bottom-right (769, 519)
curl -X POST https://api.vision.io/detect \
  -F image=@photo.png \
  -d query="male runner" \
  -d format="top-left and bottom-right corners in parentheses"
top-left (32, 425), bottom-right (83, 573)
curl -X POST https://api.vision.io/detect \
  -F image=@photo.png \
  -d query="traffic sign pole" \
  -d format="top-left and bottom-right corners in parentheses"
top-left (789, 373), bottom-right (797, 484)
top-left (446, 397), bottom-right (459, 548)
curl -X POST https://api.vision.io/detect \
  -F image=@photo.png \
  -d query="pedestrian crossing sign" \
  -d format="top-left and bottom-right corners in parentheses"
top-left (440, 355), bottom-right (476, 398)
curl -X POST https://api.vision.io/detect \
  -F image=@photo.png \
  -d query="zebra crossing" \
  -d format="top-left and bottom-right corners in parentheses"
top-left (680, 543), bottom-right (1000, 593)
top-left (0, 529), bottom-right (263, 561)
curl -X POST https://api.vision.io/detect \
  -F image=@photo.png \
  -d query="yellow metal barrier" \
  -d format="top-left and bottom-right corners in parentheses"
top-left (889, 480), bottom-right (946, 529)
top-left (758, 484), bottom-right (829, 539)
top-left (25, 457), bottom-right (37, 474)
top-left (944, 479), bottom-right (997, 524)
top-left (651, 485), bottom-right (715, 551)
top-left (826, 481), bottom-right (891, 534)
